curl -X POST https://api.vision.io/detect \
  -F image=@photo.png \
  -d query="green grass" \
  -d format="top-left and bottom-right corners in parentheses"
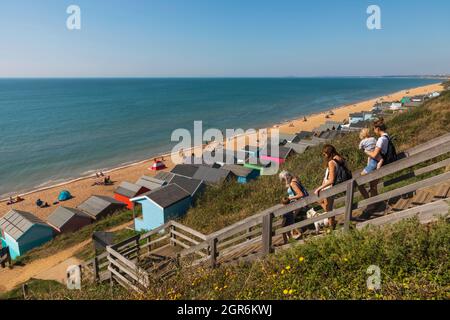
top-left (5, 218), bottom-right (449, 300)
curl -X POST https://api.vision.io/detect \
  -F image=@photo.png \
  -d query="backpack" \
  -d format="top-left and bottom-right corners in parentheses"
top-left (333, 159), bottom-right (353, 185)
top-left (381, 135), bottom-right (398, 165)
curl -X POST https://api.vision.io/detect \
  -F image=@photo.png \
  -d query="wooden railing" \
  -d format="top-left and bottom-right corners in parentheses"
top-left (85, 221), bottom-right (208, 291)
top-left (88, 133), bottom-right (450, 291)
top-left (181, 133), bottom-right (450, 267)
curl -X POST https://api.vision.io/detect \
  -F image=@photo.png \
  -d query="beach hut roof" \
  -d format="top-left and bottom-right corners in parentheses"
top-left (115, 181), bottom-right (143, 198)
top-left (278, 133), bottom-right (301, 144)
top-left (296, 131), bottom-right (314, 140)
top-left (171, 164), bottom-right (200, 178)
top-left (261, 145), bottom-right (293, 159)
top-left (0, 210), bottom-right (48, 241)
top-left (154, 171), bottom-right (175, 183)
top-left (285, 142), bottom-right (309, 154)
top-left (319, 130), bottom-right (345, 140)
top-left (77, 195), bottom-right (124, 218)
top-left (192, 165), bottom-right (233, 185)
top-left (47, 207), bottom-right (91, 230)
top-left (349, 112), bottom-right (365, 118)
top-left (134, 184), bottom-right (191, 209)
top-left (136, 175), bottom-right (166, 190)
top-left (222, 164), bottom-right (254, 177)
top-left (348, 120), bottom-right (372, 129)
top-left (168, 175), bottom-right (204, 196)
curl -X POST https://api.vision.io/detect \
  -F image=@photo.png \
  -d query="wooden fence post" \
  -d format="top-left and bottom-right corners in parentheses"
top-left (171, 225), bottom-right (177, 247)
top-left (209, 237), bottom-right (218, 268)
top-left (93, 256), bottom-right (99, 282)
top-left (344, 179), bottom-right (356, 232)
top-left (262, 213), bottom-right (274, 256)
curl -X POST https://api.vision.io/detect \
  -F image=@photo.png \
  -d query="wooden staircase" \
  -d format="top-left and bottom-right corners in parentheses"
top-left (81, 133), bottom-right (450, 293)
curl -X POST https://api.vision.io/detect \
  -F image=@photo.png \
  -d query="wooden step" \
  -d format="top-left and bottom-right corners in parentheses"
top-left (391, 197), bottom-right (413, 212)
top-left (433, 184), bottom-right (450, 199)
top-left (411, 191), bottom-right (434, 206)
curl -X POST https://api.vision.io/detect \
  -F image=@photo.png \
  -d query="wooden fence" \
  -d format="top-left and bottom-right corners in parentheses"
top-left (83, 133), bottom-right (450, 291)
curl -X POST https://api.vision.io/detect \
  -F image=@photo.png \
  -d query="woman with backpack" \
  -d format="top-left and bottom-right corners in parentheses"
top-left (314, 144), bottom-right (352, 229)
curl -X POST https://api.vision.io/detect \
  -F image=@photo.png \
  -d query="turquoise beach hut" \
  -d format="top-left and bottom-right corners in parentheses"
top-left (131, 184), bottom-right (192, 232)
top-left (0, 210), bottom-right (54, 259)
top-left (222, 164), bottom-right (260, 184)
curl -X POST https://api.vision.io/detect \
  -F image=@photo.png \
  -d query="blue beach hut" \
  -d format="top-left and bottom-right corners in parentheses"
top-left (131, 184), bottom-right (192, 232)
top-left (0, 210), bottom-right (54, 259)
top-left (222, 164), bottom-right (260, 184)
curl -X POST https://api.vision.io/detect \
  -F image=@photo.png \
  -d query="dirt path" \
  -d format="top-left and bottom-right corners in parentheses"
top-left (0, 221), bottom-right (133, 293)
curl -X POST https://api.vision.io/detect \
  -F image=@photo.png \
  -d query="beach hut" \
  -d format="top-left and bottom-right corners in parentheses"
top-left (319, 130), bottom-right (345, 140)
top-left (0, 210), bottom-right (54, 259)
top-left (285, 142), bottom-right (310, 154)
top-left (77, 195), bottom-right (126, 220)
top-left (154, 171), bottom-right (175, 183)
top-left (429, 92), bottom-right (440, 98)
top-left (278, 133), bottom-right (302, 145)
top-left (243, 157), bottom-right (272, 176)
top-left (168, 175), bottom-right (205, 199)
top-left (58, 190), bottom-right (72, 202)
top-left (260, 145), bottom-right (293, 164)
top-left (151, 160), bottom-right (166, 171)
top-left (313, 121), bottom-right (342, 133)
top-left (389, 102), bottom-right (403, 111)
top-left (192, 165), bottom-right (234, 186)
top-left (171, 164), bottom-right (200, 178)
top-left (131, 184), bottom-right (192, 232)
top-left (46, 206), bottom-right (92, 234)
top-left (401, 97), bottom-right (411, 105)
top-left (114, 181), bottom-right (149, 209)
top-left (222, 164), bottom-right (259, 184)
top-left (348, 113), bottom-right (365, 124)
top-left (136, 175), bottom-right (166, 191)
top-left (218, 149), bottom-right (249, 165)
top-left (296, 131), bottom-right (314, 140)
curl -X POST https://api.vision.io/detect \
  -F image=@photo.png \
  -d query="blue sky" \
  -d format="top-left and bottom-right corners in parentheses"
top-left (1, 0), bottom-right (449, 77)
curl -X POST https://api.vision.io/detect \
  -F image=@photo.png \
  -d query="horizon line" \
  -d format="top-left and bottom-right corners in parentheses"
top-left (0, 75), bottom-right (448, 80)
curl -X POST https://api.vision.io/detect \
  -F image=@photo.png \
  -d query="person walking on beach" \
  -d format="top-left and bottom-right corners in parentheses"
top-left (279, 170), bottom-right (309, 243)
top-left (314, 145), bottom-right (351, 229)
top-left (358, 118), bottom-right (397, 214)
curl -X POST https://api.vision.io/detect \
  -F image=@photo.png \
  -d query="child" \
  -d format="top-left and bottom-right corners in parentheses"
top-left (359, 128), bottom-right (384, 175)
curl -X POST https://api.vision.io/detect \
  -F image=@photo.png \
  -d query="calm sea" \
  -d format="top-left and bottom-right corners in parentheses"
top-left (0, 77), bottom-right (439, 198)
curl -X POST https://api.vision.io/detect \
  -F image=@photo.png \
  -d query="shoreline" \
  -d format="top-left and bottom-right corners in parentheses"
top-left (0, 81), bottom-right (444, 219)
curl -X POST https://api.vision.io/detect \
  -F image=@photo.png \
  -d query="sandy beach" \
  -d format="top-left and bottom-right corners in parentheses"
top-left (0, 81), bottom-right (444, 221)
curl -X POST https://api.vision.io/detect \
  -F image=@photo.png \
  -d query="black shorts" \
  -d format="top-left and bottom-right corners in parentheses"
top-left (282, 212), bottom-right (295, 227)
